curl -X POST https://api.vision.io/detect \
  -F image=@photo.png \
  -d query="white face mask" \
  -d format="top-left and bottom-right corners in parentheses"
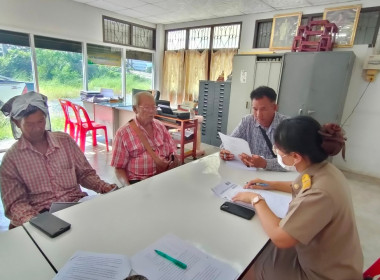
top-left (277, 154), bottom-right (297, 172)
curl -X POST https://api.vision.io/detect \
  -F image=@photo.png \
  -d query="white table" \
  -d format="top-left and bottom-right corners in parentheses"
top-left (23, 153), bottom-right (297, 277)
top-left (0, 226), bottom-right (56, 279)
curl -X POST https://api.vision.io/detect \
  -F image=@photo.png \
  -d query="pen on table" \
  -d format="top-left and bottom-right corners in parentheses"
top-left (246, 182), bottom-right (269, 187)
top-left (154, 249), bottom-right (187, 269)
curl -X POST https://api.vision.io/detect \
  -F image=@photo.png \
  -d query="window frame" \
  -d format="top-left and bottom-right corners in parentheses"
top-left (165, 22), bottom-right (242, 51)
top-left (102, 15), bottom-right (156, 50)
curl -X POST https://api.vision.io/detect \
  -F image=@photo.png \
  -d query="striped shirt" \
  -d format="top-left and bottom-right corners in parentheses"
top-left (227, 112), bottom-right (288, 171)
top-left (111, 117), bottom-right (176, 181)
top-left (0, 131), bottom-right (114, 226)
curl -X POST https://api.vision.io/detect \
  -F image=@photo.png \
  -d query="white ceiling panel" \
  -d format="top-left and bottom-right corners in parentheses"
top-left (72, 0), bottom-right (373, 24)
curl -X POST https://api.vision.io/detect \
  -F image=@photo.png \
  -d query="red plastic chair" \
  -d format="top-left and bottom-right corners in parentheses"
top-left (364, 258), bottom-right (380, 279)
top-left (58, 99), bottom-right (77, 139)
top-left (71, 103), bottom-right (109, 152)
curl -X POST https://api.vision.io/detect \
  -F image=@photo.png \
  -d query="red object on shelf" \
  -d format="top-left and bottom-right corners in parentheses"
top-left (291, 20), bottom-right (338, 52)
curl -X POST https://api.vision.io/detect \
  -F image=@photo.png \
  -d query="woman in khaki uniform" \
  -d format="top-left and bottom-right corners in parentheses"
top-left (233, 116), bottom-right (363, 280)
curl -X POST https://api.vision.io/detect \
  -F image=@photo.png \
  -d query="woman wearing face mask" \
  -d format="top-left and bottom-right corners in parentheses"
top-left (232, 116), bottom-right (363, 280)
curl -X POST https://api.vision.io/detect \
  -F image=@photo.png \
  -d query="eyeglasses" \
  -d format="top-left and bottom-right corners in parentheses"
top-left (138, 106), bottom-right (157, 112)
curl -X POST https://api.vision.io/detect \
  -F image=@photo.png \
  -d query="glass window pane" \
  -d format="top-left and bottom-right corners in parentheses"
top-left (166, 30), bottom-right (186, 50)
top-left (256, 21), bottom-right (272, 48)
top-left (0, 29), bottom-right (29, 47)
top-left (354, 11), bottom-right (380, 45)
top-left (87, 44), bottom-right (122, 97)
top-left (125, 50), bottom-right (153, 105)
top-left (0, 43), bottom-right (33, 141)
top-left (189, 27), bottom-right (211, 49)
top-left (132, 26), bottom-right (154, 49)
top-left (212, 24), bottom-right (241, 49)
top-left (36, 39), bottom-right (83, 132)
top-left (34, 36), bottom-right (81, 53)
top-left (103, 16), bottom-right (130, 46)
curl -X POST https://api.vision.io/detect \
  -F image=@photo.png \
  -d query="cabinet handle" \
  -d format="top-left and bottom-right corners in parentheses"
top-left (307, 110), bottom-right (315, 115)
top-left (246, 101), bottom-right (248, 109)
top-left (298, 109), bottom-right (303, 115)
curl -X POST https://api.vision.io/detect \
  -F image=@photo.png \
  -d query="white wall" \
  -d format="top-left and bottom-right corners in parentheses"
top-left (164, 0), bottom-right (380, 179)
top-left (0, 0), bottom-right (162, 89)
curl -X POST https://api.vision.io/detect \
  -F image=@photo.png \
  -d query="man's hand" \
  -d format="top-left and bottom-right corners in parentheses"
top-left (100, 184), bottom-right (118, 193)
top-left (239, 153), bottom-right (267, 168)
top-left (220, 149), bottom-right (234, 161)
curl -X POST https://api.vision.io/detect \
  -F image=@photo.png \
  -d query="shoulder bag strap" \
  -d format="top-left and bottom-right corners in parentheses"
top-left (129, 119), bottom-right (163, 165)
top-left (258, 126), bottom-right (277, 158)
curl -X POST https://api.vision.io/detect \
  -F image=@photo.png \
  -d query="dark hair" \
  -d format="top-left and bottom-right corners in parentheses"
top-left (250, 86), bottom-right (277, 102)
top-left (274, 116), bottom-right (328, 163)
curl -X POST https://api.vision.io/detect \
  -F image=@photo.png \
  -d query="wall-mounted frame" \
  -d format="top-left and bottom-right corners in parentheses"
top-left (323, 5), bottom-right (361, 48)
top-left (269, 12), bottom-right (302, 50)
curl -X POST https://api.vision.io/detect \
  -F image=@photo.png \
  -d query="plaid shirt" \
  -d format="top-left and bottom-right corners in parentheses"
top-left (0, 131), bottom-right (113, 226)
top-left (226, 112), bottom-right (288, 171)
top-left (111, 118), bottom-right (176, 181)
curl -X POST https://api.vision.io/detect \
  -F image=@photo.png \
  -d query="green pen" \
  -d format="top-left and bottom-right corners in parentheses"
top-left (154, 249), bottom-right (187, 269)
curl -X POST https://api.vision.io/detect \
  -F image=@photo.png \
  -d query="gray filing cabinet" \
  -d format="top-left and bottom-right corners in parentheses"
top-left (198, 81), bottom-right (231, 146)
top-left (277, 51), bottom-right (355, 124)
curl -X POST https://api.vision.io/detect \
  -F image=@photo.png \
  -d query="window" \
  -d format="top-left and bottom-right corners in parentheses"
top-left (103, 16), bottom-right (155, 50)
top-left (166, 29), bottom-right (187, 50)
top-left (34, 36), bottom-right (83, 131)
top-left (87, 44), bottom-right (122, 96)
top-left (0, 29), bottom-right (33, 140)
top-left (254, 20), bottom-right (272, 48)
top-left (212, 24), bottom-right (241, 49)
top-left (165, 23), bottom-right (241, 51)
top-left (125, 50), bottom-right (153, 102)
top-left (354, 8), bottom-right (380, 46)
top-left (189, 27), bottom-right (211, 50)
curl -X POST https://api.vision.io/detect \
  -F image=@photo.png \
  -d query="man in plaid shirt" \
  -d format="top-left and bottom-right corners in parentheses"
top-left (0, 92), bottom-right (117, 228)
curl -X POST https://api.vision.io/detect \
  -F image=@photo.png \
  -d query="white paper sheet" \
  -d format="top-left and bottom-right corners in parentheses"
top-left (218, 133), bottom-right (251, 160)
top-left (212, 181), bottom-right (291, 218)
top-left (131, 234), bottom-right (238, 280)
top-left (53, 251), bottom-right (131, 280)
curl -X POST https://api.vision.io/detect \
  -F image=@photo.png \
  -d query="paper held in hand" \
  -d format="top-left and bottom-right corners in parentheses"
top-left (212, 181), bottom-right (291, 218)
top-left (218, 133), bottom-right (251, 159)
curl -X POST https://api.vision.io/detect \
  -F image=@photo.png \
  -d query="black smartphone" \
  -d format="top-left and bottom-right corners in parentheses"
top-left (29, 212), bottom-right (71, 238)
top-left (220, 201), bottom-right (255, 220)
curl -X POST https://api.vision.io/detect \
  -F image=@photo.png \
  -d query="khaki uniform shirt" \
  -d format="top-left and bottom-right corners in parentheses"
top-left (280, 161), bottom-right (363, 279)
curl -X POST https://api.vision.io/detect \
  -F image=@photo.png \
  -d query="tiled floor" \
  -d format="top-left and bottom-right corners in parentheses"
top-left (0, 139), bottom-right (379, 271)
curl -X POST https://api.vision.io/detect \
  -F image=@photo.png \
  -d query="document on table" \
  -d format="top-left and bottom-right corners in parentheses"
top-left (53, 251), bottom-right (131, 280)
top-left (212, 181), bottom-right (292, 218)
top-left (131, 234), bottom-right (238, 280)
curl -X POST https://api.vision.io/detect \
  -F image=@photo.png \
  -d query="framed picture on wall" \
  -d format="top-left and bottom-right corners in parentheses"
top-left (269, 12), bottom-right (302, 50)
top-left (323, 5), bottom-right (361, 48)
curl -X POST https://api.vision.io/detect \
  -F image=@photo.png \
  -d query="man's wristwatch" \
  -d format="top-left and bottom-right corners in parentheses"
top-left (251, 195), bottom-right (265, 206)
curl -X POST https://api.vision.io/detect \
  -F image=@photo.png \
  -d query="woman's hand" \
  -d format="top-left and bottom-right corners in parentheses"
top-left (244, 178), bottom-right (270, 189)
top-left (232, 192), bottom-right (258, 205)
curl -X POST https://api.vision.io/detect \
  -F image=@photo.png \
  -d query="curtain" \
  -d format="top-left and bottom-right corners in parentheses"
top-left (209, 49), bottom-right (237, 81)
top-left (183, 49), bottom-right (208, 102)
top-left (162, 50), bottom-right (185, 104)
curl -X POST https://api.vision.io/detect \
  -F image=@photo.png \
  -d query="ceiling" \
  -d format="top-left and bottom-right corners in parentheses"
top-left (73, 0), bottom-right (363, 25)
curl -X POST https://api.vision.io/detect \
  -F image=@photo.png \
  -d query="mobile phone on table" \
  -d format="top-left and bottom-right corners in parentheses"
top-left (220, 201), bottom-right (255, 220)
top-left (29, 212), bottom-right (71, 238)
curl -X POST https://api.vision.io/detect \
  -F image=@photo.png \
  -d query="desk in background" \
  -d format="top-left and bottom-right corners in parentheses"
top-left (23, 153), bottom-right (297, 277)
top-left (155, 114), bottom-right (198, 164)
top-left (0, 226), bottom-right (56, 279)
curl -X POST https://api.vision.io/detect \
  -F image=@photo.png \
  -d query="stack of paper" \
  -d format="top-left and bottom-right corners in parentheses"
top-left (131, 234), bottom-right (238, 280)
